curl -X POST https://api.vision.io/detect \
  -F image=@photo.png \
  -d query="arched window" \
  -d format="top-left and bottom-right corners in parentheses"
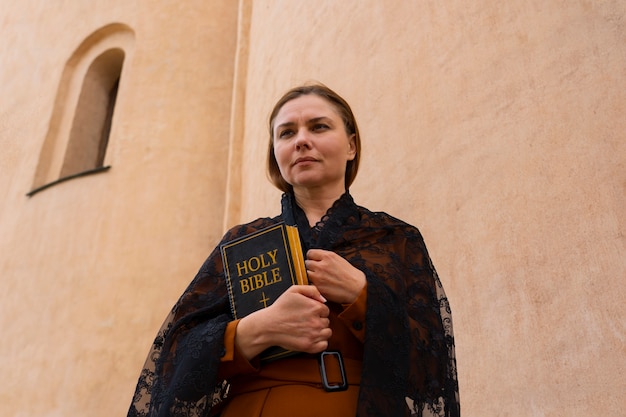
top-left (61, 48), bottom-right (124, 177)
top-left (29, 24), bottom-right (134, 196)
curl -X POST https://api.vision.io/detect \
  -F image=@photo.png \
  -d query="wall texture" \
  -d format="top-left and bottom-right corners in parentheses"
top-left (1, 1), bottom-right (239, 416)
top-left (1, 1), bottom-right (624, 416)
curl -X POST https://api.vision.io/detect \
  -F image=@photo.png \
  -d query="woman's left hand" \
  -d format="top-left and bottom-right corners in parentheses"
top-left (305, 249), bottom-right (366, 304)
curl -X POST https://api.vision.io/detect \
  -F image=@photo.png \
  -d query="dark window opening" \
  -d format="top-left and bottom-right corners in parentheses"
top-left (60, 49), bottom-right (124, 178)
top-left (29, 24), bottom-right (134, 198)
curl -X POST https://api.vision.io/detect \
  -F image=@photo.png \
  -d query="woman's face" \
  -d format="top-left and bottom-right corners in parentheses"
top-left (272, 94), bottom-right (356, 195)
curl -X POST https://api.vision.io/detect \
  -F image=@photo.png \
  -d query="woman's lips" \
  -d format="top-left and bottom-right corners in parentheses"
top-left (293, 157), bottom-right (317, 166)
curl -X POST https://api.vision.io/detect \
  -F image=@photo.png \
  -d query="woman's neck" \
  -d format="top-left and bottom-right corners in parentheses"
top-left (293, 187), bottom-right (346, 227)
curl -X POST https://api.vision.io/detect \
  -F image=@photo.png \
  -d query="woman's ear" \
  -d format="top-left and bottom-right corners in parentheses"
top-left (347, 134), bottom-right (357, 160)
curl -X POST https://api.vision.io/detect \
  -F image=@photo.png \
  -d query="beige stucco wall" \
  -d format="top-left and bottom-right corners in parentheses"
top-left (1, 1), bottom-right (239, 416)
top-left (1, 1), bottom-right (624, 416)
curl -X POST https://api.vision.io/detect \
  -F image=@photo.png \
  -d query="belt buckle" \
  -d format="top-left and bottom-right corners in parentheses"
top-left (318, 351), bottom-right (348, 392)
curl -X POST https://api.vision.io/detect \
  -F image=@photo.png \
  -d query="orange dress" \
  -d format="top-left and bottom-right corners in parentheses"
top-left (214, 286), bottom-right (367, 417)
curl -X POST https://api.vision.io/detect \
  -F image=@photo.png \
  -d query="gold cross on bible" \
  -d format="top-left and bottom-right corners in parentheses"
top-left (259, 292), bottom-right (271, 308)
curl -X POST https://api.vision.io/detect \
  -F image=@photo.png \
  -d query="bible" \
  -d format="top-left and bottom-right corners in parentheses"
top-left (220, 222), bottom-right (308, 361)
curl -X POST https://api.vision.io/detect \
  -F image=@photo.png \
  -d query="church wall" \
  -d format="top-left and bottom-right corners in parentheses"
top-left (0, 1), bottom-right (238, 416)
top-left (235, 1), bottom-right (626, 416)
top-left (1, 1), bottom-right (624, 416)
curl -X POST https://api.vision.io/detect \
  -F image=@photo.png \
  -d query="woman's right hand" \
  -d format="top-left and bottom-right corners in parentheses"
top-left (235, 285), bottom-right (331, 360)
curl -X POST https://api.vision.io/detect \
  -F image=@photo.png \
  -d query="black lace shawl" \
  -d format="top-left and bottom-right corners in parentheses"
top-left (127, 193), bottom-right (460, 417)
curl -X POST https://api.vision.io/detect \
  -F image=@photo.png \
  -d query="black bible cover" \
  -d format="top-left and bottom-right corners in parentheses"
top-left (220, 222), bottom-right (308, 361)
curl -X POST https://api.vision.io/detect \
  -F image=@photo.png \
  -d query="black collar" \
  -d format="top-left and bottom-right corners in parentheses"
top-left (280, 192), bottom-right (358, 251)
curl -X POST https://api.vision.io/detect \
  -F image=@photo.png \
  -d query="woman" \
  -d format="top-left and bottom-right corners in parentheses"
top-left (128, 84), bottom-right (460, 417)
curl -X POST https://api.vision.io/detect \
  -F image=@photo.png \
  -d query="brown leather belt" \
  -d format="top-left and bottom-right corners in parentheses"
top-left (228, 352), bottom-right (362, 396)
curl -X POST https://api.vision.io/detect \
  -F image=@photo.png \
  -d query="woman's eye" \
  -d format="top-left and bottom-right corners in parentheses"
top-left (312, 123), bottom-right (329, 131)
top-left (278, 129), bottom-right (294, 138)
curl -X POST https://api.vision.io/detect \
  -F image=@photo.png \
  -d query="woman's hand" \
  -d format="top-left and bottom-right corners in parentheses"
top-left (305, 249), bottom-right (366, 304)
top-left (235, 285), bottom-right (331, 360)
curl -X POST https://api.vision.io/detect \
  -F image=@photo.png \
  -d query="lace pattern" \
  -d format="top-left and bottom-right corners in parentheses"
top-left (127, 192), bottom-right (460, 416)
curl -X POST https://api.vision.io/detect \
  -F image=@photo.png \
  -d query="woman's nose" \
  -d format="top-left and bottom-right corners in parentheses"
top-left (294, 129), bottom-right (312, 149)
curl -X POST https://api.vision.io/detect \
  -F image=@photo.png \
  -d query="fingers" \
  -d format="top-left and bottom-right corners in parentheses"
top-left (288, 282), bottom-right (327, 304)
top-left (304, 249), bottom-right (328, 271)
top-left (301, 325), bottom-right (332, 354)
top-left (305, 248), bottom-right (323, 260)
top-left (305, 249), bottom-right (342, 276)
top-left (304, 249), bottom-right (366, 304)
top-left (266, 284), bottom-right (334, 354)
